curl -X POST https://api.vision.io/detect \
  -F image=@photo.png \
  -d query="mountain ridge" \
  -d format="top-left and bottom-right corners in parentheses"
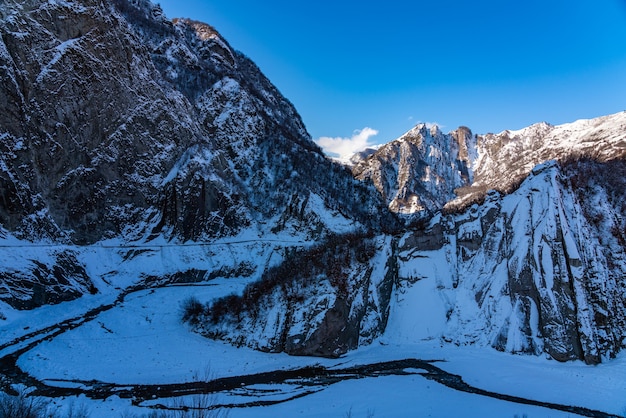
top-left (0, 0), bottom-right (394, 309)
top-left (352, 111), bottom-right (626, 219)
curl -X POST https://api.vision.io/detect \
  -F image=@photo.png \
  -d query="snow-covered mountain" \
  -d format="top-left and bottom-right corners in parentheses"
top-left (352, 112), bottom-right (626, 219)
top-left (0, 0), bottom-right (394, 308)
top-left (395, 159), bottom-right (626, 364)
top-left (0, 0), bottom-right (625, 368)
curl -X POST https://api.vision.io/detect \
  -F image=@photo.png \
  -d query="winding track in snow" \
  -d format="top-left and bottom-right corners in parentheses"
top-left (0, 284), bottom-right (620, 418)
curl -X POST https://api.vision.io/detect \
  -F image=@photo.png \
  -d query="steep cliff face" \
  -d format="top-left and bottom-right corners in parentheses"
top-left (204, 160), bottom-right (625, 364)
top-left (0, 0), bottom-right (390, 243)
top-left (345, 115), bottom-right (625, 363)
top-left (352, 124), bottom-right (476, 221)
top-left (450, 112), bottom-right (626, 211)
top-left (0, 0), bottom-right (199, 243)
top-left (0, 0), bottom-right (393, 308)
top-left (0, 238), bottom-right (95, 309)
top-left (391, 161), bottom-right (626, 364)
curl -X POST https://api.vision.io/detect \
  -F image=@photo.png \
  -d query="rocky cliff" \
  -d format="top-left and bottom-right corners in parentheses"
top-left (0, 0), bottom-right (391, 243)
top-left (200, 158), bottom-right (625, 363)
top-left (393, 160), bottom-right (626, 364)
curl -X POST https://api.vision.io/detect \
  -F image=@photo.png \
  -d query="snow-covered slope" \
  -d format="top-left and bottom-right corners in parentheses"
top-left (191, 233), bottom-right (397, 357)
top-left (0, 0), bottom-right (394, 308)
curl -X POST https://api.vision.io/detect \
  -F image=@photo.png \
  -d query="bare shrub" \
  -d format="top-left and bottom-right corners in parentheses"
top-left (181, 296), bottom-right (206, 325)
top-left (65, 400), bottom-right (90, 418)
top-left (122, 401), bottom-right (228, 418)
top-left (168, 393), bottom-right (229, 418)
top-left (0, 390), bottom-right (52, 418)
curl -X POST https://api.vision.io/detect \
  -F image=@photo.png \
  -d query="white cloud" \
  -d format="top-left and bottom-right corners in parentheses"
top-left (314, 127), bottom-right (379, 162)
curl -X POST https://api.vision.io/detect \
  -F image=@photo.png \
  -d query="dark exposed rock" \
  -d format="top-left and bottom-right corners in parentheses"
top-left (0, 0), bottom-right (393, 245)
top-left (284, 299), bottom-right (356, 358)
top-left (401, 222), bottom-right (445, 252)
top-left (0, 249), bottom-right (94, 309)
top-left (195, 235), bottom-right (397, 357)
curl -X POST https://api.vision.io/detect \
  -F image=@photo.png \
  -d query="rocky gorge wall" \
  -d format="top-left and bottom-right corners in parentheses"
top-left (201, 161), bottom-right (626, 364)
top-left (395, 161), bottom-right (626, 364)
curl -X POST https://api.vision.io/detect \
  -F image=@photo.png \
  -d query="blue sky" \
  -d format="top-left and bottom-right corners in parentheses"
top-left (156, 0), bottom-right (626, 157)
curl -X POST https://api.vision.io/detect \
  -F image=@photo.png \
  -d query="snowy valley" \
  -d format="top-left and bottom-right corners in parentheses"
top-left (0, 0), bottom-right (625, 416)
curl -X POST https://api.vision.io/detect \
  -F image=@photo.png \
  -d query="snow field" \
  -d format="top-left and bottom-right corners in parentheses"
top-left (9, 279), bottom-right (626, 417)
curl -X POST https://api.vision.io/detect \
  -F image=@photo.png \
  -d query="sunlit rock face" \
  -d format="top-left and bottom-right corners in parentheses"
top-left (352, 124), bottom-right (476, 222)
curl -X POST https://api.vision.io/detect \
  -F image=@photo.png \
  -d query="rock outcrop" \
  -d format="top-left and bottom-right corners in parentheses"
top-left (392, 161), bottom-right (626, 364)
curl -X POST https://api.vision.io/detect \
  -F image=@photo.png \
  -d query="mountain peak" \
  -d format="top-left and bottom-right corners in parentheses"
top-left (501, 120), bottom-right (554, 140)
top-left (353, 111), bottom-right (625, 219)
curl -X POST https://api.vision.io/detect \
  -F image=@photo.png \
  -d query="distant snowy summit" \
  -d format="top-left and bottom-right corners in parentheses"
top-left (352, 111), bottom-right (626, 221)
